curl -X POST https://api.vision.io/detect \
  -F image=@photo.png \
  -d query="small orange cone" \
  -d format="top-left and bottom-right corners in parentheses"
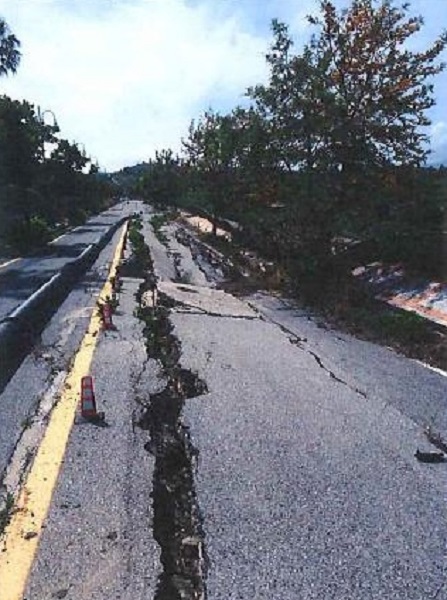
top-left (101, 302), bottom-right (115, 330)
top-left (80, 375), bottom-right (104, 421)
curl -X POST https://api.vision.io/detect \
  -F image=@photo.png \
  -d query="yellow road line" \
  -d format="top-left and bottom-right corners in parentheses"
top-left (0, 221), bottom-right (129, 600)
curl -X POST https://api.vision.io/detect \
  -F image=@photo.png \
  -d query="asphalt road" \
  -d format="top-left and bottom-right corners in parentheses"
top-left (177, 301), bottom-right (446, 599)
top-left (24, 274), bottom-right (160, 600)
top-left (0, 200), bottom-right (140, 322)
top-left (0, 225), bottom-right (125, 484)
top-left (156, 219), bottom-right (447, 599)
top-left (1, 206), bottom-right (446, 599)
top-left (0, 200), bottom-right (145, 484)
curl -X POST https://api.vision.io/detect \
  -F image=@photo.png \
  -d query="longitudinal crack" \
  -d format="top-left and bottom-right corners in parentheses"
top-left (125, 217), bottom-right (209, 599)
top-left (173, 305), bottom-right (259, 321)
top-left (133, 263), bottom-right (208, 599)
top-left (305, 348), bottom-right (367, 398)
top-left (250, 303), bottom-right (368, 399)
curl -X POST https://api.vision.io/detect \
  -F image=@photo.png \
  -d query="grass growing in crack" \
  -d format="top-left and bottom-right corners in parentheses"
top-left (136, 305), bottom-right (181, 369)
top-left (151, 214), bottom-right (170, 246)
top-left (120, 218), bottom-right (154, 278)
top-left (177, 270), bottom-right (193, 285)
top-left (21, 415), bottom-right (33, 430)
top-left (131, 213), bottom-right (142, 229)
top-left (0, 492), bottom-right (14, 535)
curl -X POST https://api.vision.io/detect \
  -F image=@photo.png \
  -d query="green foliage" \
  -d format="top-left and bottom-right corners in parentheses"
top-left (244, 0), bottom-right (447, 277)
top-left (135, 150), bottom-right (184, 208)
top-left (128, 0), bottom-right (447, 286)
top-left (0, 492), bottom-right (14, 534)
top-left (350, 306), bottom-right (431, 346)
top-left (6, 215), bottom-right (52, 253)
top-left (126, 219), bottom-right (153, 275)
top-left (0, 94), bottom-right (115, 254)
top-left (50, 139), bottom-right (88, 172)
top-left (309, 0), bottom-right (447, 168)
top-left (0, 22), bottom-right (112, 255)
top-left (151, 213), bottom-right (170, 245)
top-left (0, 18), bottom-right (20, 77)
top-left (0, 96), bottom-right (43, 187)
top-left (68, 207), bottom-right (89, 226)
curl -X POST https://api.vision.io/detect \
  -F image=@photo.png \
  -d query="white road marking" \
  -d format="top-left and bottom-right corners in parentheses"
top-left (415, 360), bottom-right (447, 378)
top-left (0, 257), bottom-right (20, 269)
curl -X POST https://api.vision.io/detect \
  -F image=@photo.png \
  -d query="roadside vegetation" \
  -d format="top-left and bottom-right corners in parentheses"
top-left (122, 216), bottom-right (153, 276)
top-left (0, 17), bottom-right (118, 256)
top-left (0, 491), bottom-right (14, 535)
top-left (114, 0), bottom-right (446, 363)
top-left (150, 212), bottom-right (171, 246)
top-left (180, 218), bottom-right (446, 368)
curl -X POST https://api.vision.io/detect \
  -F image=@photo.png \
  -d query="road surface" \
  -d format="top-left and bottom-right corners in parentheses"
top-left (0, 200), bottom-right (139, 322)
top-left (0, 205), bottom-right (445, 600)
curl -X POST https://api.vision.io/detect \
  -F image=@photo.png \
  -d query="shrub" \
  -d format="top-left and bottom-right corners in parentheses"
top-left (6, 216), bottom-right (52, 253)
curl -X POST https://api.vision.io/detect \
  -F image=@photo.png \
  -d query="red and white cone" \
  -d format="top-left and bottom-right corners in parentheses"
top-left (101, 302), bottom-right (115, 330)
top-left (80, 376), bottom-right (104, 421)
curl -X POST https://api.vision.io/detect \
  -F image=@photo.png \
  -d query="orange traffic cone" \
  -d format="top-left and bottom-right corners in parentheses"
top-left (80, 375), bottom-right (104, 421)
top-left (101, 302), bottom-right (115, 330)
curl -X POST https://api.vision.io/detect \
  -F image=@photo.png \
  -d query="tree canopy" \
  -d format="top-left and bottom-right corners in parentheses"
top-left (0, 18), bottom-right (21, 77)
top-left (135, 0), bottom-right (447, 279)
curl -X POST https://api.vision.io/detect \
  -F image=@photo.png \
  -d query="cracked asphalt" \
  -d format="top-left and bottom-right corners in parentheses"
top-left (24, 274), bottom-right (160, 600)
top-left (1, 204), bottom-right (446, 599)
top-left (0, 201), bottom-right (143, 485)
top-left (150, 214), bottom-right (447, 599)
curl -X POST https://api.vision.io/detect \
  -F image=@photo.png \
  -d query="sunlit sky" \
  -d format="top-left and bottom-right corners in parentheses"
top-left (0, 0), bottom-right (446, 171)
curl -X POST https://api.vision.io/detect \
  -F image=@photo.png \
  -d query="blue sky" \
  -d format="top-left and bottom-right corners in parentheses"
top-left (0, 0), bottom-right (445, 171)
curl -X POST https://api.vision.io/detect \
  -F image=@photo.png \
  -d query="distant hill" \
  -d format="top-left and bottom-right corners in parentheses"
top-left (108, 162), bottom-right (152, 194)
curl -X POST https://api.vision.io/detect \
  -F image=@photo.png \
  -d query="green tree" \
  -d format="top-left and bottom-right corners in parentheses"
top-left (248, 21), bottom-right (322, 175)
top-left (0, 18), bottom-right (20, 77)
top-left (0, 95), bottom-right (112, 251)
top-left (310, 0), bottom-right (447, 272)
top-left (0, 97), bottom-right (51, 195)
top-left (50, 139), bottom-right (88, 172)
top-left (307, 0), bottom-right (447, 174)
top-left (136, 149), bottom-right (183, 207)
top-left (245, 1), bottom-right (447, 278)
top-left (182, 110), bottom-right (241, 228)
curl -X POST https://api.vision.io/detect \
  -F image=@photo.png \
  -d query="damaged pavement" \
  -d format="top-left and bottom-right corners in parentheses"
top-left (2, 203), bottom-right (447, 600)
top-left (141, 209), bottom-right (447, 600)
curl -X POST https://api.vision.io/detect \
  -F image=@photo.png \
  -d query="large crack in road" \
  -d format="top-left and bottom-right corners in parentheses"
top-left (131, 233), bottom-right (209, 599)
top-left (126, 212), bottom-right (447, 599)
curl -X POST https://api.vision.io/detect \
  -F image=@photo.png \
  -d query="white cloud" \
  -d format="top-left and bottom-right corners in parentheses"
top-left (0, 0), bottom-right (446, 169)
top-left (432, 122), bottom-right (447, 141)
top-left (0, 0), bottom-right (270, 170)
top-left (430, 121), bottom-right (447, 164)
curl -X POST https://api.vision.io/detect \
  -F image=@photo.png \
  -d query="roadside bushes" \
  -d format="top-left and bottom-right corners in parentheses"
top-left (6, 215), bottom-right (52, 253)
